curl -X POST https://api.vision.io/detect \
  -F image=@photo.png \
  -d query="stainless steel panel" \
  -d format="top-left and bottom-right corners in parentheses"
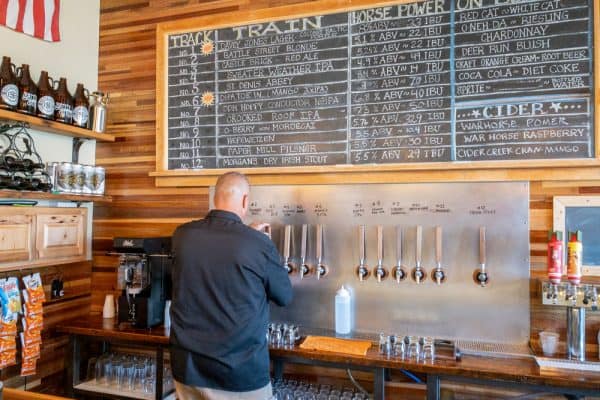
top-left (210, 182), bottom-right (530, 345)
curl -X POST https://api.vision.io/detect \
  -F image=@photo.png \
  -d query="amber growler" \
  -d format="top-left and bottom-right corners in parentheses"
top-left (72, 83), bottom-right (89, 128)
top-left (0, 56), bottom-right (19, 110)
top-left (36, 71), bottom-right (55, 119)
top-left (16, 64), bottom-right (37, 115)
top-left (54, 77), bottom-right (73, 123)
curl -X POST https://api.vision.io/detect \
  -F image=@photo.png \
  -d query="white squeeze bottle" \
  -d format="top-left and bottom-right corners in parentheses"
top-left (335, 286), bottom-right (351, 335)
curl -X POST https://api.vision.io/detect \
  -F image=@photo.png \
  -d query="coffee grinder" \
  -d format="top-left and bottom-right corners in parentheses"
top-left (112, 237), bottom-right (171, 328)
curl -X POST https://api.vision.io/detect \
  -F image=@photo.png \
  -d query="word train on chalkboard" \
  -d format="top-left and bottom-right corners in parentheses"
top-left (163, 0), bottom-right (593, 170)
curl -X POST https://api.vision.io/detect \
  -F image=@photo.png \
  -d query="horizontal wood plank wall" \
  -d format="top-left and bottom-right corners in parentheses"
top-left (0, 261), bottom-right (92, 389)
top-left (96, 0), bottom-right (600, 349)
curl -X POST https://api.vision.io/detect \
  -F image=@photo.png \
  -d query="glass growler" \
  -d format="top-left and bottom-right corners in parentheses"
top-left (72, 83), bottom-right (89, 128)
top-left (36, 71), bottom-right (55, 119)
top-left (0, 56), bottom-right (19, 110)
top-left (54, 77), bottom-right (73, 123)
top-left (16, 64), bottom-right (37, 115)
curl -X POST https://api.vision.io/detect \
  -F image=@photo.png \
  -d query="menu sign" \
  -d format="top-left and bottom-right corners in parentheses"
top-left (164, 0), bottom-right (593, 170)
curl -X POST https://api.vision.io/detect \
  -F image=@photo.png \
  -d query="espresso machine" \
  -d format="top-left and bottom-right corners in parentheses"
top-left (113, 237), bottom-right (171, 328)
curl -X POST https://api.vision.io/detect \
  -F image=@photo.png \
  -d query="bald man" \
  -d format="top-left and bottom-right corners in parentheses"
top-left (170, 171), bottom-right (292, 400)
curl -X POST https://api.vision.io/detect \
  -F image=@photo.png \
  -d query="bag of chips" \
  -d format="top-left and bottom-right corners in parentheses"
top-left (22, 273), bottom-right (45, 304)
top-left (0, 277), bottom-right (21, 336)
top-left (20, 358), bottom-right (37, 376)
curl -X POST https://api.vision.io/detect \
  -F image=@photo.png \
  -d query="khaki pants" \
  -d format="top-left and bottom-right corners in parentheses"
top-left (175, 381), bottom-right (273, 400)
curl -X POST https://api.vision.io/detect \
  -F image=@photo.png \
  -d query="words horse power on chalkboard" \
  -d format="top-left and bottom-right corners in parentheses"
top-left (159, 0), bottom-right (594, 171)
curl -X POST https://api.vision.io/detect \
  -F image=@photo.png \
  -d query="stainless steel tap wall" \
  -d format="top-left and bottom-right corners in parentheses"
top-left (210, 182), bottom-right (530, 345)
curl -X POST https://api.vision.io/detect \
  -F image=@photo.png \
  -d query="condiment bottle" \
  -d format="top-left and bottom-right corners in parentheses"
top-left (36, 71), bottom-right (55, 119)
top-left (335, 285), bottom-right (351, 335)
top-left (54, 77), bottom-right (73, 123)
top-left (547, 230), bottom-right (563, 284)
top-left (0, 56), bottom-right (19, 110)
top-left (71, 83), bottom-right (89, 128)
top-left (16, 64), bottom-right (37, 115)
top-left (567, 231), bottom-right (582, 285)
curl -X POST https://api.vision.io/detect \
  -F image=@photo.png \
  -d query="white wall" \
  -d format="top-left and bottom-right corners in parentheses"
top-left (0, 0), bottom-right (100, 165)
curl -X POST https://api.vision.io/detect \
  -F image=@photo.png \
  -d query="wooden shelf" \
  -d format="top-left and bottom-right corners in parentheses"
top-left (0, 109), bottom-right (115, 142)
top-left (0, 189), bottom-right (112, 203)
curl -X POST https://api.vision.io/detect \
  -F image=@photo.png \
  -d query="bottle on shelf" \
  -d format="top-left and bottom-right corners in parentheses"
top-left (72, 83), bottom-right (90, 128)
top-left (547, 230), bottom-right (563, 284)
top-left (53, 77), bottom-right (73, 124)
top-left (16, 64), bottom-right (38, 115)
top-left (567, 231), bottom-right (583, 285)
top-left (0, 56), bottom-right (19, 110)
top-left (36, 70), bottom-right (55, 120)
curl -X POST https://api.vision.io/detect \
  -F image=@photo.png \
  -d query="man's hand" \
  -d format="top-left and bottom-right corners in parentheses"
top-left (249, 222), bottom-right (271, 237)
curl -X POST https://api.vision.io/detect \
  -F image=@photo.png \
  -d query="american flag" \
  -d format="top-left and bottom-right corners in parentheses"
top-left (0, 0), bottom-right (60, 42)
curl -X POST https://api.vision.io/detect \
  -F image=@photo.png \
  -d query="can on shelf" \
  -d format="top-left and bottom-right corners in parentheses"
top-left (71, 163), bottom-right (84, 193)
top-left (56, 162), bottom-right (73, 193)
top-left (83, 165), bottom-right (95, 194)
top-left (46, 162), bottom-right (58, 191)
top-left (93, 166), bottom-right (105, 195)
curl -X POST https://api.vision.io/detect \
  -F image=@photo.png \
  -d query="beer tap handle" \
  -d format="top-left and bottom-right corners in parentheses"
top-left (479, 226), bottom-right (486, 273)
top-left (283, 225), bottom-right (293, 274)
top-left (374, 225), bottom-right (387, 282)
top-left (315, 224), bottom-right (327, 280)
top-left (394, 226), bottom-right (405, 283)
top-left (377, 225), bottom-right (384, 267)
top-left (359, 225), bottom-right (366, 267)
top-left (416, 225), bottom-right (422, 269)
top-left (299, 224), bottom-right (308, 279)
top-left (283, 225), bottom-right (291, 260)
top-left (474, 226), bottom-right (490, 287)
top-left (412, 225), bottom-right (426, 284)
top-left (316, 224), bottom-right (323, 265)
top-left (435, 226), bottom-right (442, 269)
top-left (356, 225), bottom-right (369, 281)
top-left (300, 224), bottom-right (307, 265)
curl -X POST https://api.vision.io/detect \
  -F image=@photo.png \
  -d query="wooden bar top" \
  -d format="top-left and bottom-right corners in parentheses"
top-left (58, 317), bottom-right (600, 392)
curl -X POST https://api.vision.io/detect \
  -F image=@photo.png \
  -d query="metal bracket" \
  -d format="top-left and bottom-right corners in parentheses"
top-left (72, 137), bottom-right (86, 164)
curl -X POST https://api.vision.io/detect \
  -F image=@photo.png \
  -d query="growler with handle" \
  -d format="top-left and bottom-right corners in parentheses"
top-left (54, 77), bottom-right (73, 124)
top-left (16, 64), bottom-right (37, 115)
top-left (89, 91), bottom-right (109, 133)
top-left (0, 56), bottom-right (19, 110)
top-left (36, 70), bottom-right (55, 120)
top-left (72, 83), bottom-right (90, 128)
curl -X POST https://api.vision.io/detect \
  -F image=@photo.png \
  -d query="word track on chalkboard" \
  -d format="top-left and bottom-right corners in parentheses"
top-left (159, 0), bottom-right (594, 170)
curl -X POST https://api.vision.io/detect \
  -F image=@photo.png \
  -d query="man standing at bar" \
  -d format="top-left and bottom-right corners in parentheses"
top-left (170, 171), bottom-right (293, 400)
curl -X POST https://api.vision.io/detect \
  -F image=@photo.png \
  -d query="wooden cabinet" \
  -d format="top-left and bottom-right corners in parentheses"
top-left (36, 210), bottom-right (86, 260)
top-left (0, 207), bottom-right (87, 270)
top-left (0, 211), bottom-right (34, 263)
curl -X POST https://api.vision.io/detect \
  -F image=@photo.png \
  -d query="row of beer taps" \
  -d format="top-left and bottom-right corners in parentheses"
top-left (282, 224), bottom-right (328, 280)
top-left (280, 223), bottom-right (490, 286)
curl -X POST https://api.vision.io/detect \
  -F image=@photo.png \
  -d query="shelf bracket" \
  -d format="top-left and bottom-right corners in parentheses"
top-left (72, 137), bottom-right (87, 164)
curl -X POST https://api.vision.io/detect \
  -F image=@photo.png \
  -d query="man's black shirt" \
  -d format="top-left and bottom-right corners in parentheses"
top-left (169, 210), bottom-right (292, 391)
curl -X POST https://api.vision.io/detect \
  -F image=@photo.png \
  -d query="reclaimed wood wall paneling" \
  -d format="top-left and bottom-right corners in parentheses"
top-left (95, 0), bottom-right (600, 344)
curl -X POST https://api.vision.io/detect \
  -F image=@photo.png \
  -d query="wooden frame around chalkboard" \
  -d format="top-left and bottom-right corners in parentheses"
top-left (153, 0), bottom-right (600, 187)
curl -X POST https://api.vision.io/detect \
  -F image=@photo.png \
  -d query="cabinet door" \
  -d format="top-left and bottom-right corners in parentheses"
top-left (0, 214), bottom-right (33, 263)
top-left (36, 209), bottom-right (87, 259)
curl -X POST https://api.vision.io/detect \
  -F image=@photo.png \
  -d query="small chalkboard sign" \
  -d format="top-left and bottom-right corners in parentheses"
top-left (157, 0), bottom-right (596, 172)
top-left (554, 196), bottom-right (600, 276)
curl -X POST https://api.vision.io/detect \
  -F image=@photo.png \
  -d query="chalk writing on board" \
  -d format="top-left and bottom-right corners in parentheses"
top-left (164, 0), bottom-right (593, 170)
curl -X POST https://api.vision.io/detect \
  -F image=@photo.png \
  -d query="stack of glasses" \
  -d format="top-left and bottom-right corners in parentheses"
top-left (272, 379), bottom-right (368, 400)
top-left (268, 323), bottom-right (300, 349)
top-left (378, 333), bottom-right (435, 361)
top-left (92, 352), bottom-right (174, 395)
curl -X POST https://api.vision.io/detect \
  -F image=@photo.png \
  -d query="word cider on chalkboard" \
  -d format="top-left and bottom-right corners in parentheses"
top-left (163, 0), bottom-right (594, 170)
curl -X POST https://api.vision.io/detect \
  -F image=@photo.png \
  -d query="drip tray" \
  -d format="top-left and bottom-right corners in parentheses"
top-left (456, 340), bottom-right (532, 358)
top-left (536, 357), bottom-right (600, 373)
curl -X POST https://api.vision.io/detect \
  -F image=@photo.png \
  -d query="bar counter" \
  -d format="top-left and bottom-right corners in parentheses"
top-left (57, 317), bottom-right (600, 400)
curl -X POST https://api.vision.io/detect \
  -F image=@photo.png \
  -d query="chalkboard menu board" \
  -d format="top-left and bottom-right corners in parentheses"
top-left (162, 0), bottom-right (594, 170)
